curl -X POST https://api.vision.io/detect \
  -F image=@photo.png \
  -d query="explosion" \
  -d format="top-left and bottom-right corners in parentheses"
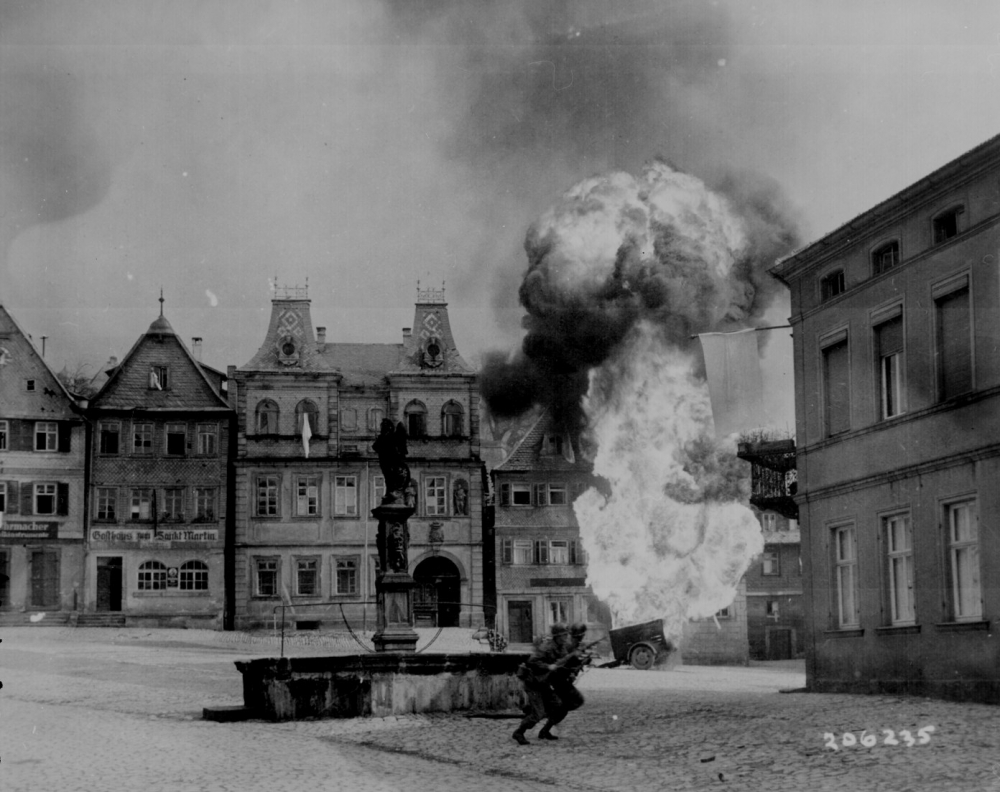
top-left (485, 160), bottom-right (799, 637)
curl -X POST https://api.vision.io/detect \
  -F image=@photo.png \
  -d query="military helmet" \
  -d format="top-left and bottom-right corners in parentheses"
top-left (569, 622), bottom-right (587, 637)
top-left (551, 623), bottom-right (569, 636)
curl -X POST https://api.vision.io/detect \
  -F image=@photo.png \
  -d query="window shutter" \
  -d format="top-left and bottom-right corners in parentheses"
top-left (937, 287), bottom-right (972, 399)
top-left (823, 339), bottom-right (850, 435)
top-left (535, 540), bottom-right (548, 565)
top-left (58, 423), bottom-right (72, 452)
top-left (569, 539), bottom-right (578, 565)
top-left (57, 483), bottom-right (70, 516)
top-left (533, 483), bottom-right (546, 506)
top-left (21, 482), bottom-right (33, 515)
top-left (502, 538), bottom-right (512, 564)
top-left (499, 483), bottom-right (510, 506)
top-left (14, 420), bottom-right (33, 451)
top-left (6, 481), bottom-right (19, 514)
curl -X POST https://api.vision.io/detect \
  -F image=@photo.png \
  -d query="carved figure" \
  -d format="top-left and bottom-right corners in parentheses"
top-left (387, 520), bottom-right (409, 572)
top-left (373, 419), bottom-right (410, 503)
top-left (453, 479), bottom-right (469, 516)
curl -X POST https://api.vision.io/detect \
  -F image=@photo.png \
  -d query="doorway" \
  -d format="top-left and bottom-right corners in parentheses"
top-left (412, 556), bottom-right (461, 627)
top-left (507, 600), bottom-right (534, 644)
top-left (766, 627), bottom-right (793, 660)
top-left (30, 550), bottom-right (59, 608)
top-left (97, 557), bottom-right (123, 612)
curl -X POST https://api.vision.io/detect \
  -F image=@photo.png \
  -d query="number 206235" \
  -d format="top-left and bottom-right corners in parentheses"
top-left (823, 726), bottom-right (935, 750)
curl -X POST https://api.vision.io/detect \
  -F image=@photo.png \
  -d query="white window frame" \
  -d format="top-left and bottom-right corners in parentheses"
top-left (946, 499), bottom-right (982, 622)
top-left (512, 539), bottom-right (532, 565)
top-left (335, 556), bottom-right (358, 595)
top-left (35, 482), bottom-right (57, 515)
top-left (96, 487), bottom-right (117, 521)
top-left (165, 423), bottom-right (186, 456)
top-left (424, 476), bottom-right (447, 516)
top-left (762, 548), bottom-right (780, 576)
top-left (130, 488), bottom-right (152, 521)
top-left (194, 487), bottom-right (216, 523)
top-left (255, 557), bottom-right (279, 598)
top-left (547, 484), bottom-right (568, 506)
top-left (196, 424), bottom-right (218, 456)
top-left (511, 483), bottom-right (531, 506)
top-left (296, 476), bottom-right (320, 517)
top-left (179, 560), bottom-right (209, 591)
top-left (138, 560), bottom-right (167, 590)
top-left (884, 513), bottom-right (915, 625)
top-left (549, 540), bottom-right (569, 565)
top-left (133, 423), bottom-right (153, 455)
top-left (35, 421), bottom-right (58, 452)
top-left (295, 557), bottom-right (320, 597)
top-left (334, 476), bottom-right (358, 516)
top-left (162, 487), bottom-right (184, 522)
top-left (833, 524), bottom-right (859, 628)
top-left (371, 475), bottom-right (386, 508)
top-left (256, 475), bottom-right (280, 518)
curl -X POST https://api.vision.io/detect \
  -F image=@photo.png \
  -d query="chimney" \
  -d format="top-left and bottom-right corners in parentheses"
top-left (402, 327), bottom-right (412, 341)
top-left (316, 327), bottom-right (326, 344)
top-left (191, 337), bottom-right (203, 362)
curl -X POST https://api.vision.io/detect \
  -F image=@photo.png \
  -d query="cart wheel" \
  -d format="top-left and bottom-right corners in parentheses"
top-left (629, 644), bottom-right (655, 671)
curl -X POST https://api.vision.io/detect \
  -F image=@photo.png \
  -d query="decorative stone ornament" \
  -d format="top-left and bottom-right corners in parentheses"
top-left (276, 335), bottom-right (300, 366)
top-left (421, 336), bottom-right (444, 368)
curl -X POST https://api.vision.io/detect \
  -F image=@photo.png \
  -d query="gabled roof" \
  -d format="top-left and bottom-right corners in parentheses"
top-left (91, 313), bottom-right (230, 411)
top-left (0, 304), bottom-right (79, 418)
top-left (494, 412), bottom-right (587, 473)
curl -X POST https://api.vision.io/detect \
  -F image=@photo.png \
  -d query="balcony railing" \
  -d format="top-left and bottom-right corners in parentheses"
top-left (736, 438), bottom-right (797, 520)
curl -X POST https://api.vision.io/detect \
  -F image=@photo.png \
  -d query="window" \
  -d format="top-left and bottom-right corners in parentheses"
top-left (296, 558), bottom-right (319, 596)
top-left (194, 488), bottom-right (216, 522)
top-left (133, 423), bottom-right (153, 454)
top-left (179, 560), bottom-right (209, 591)
top-left (99, 422), bottom-right (120, 455)
top-left (0, 420), bottom-right (6, 450)
top-left (875, 315), bottom-right (905, 419)
top-left (334, 476), bottom-right (357, 516)
top-left (338, 407), bottom-right (356, 433)
top-left (255, 558), bottom-right (279, 597)
top-left (932, 206), bottom-right (963, 244)
top-left (96, 487), bottom-right (117, 521)
top-left (130, 489), bottom-right (152, 521)
top-left (404, 400), bottom-right (427, 438)
top-left (165, 423), bottom-right (186, 456)
top-left (296, 476), bottom-right (319, 516)
top-left (442, 401), bottom-right (464, 437)
top-left (822, 336), bottom-right (850, 436)
top-left (946, 500), bottom-right (981, 621)
top-left (149, 366), bottom-right (169, 390)
top-left (138, 560), bottom-right (167, 590)
top-left (0, 481), bottom-right (5, 513)
top-left (762, 547), bottom-right (780, 576)
top-left (761, 513), bottom-right (777, 531)
top-left (545, 434), bottom-right (564, 455)
top-left (513, 540), bottom-right (533, 565)
top-left (884, 514), bottom-right (914, 625)
top-left (196, 424), bottom-right (218, 456)
top-left (296, 400), bottom-right (319, 434)
top-left (367, 407), bottom-right (384, 433)
top-left (548, 599), bottom-right (570, 627)
top-left (26, 379), bottom-right (35, 392)
top-left (766, 600), bottom-right (779, 619)
top-left (548, 484), bottom-right (568, 505)
top-left (162, 488), bottom-right (184, 522)
top-left (549, 540), bottom-right (569, 565)
top-left (35, 421), bottom-right (58, 452)
top-left (935, 283), bottom-right (972, 400)
top-left (371, 474), bottom-right (386, 507)
top-left (255, 400), bottom-right (279, 435)
top-left (820, 270), bottom-right (845, 301)
top-left (256, 476), bottom-right (279, 517)
top-left (715, 606), bottom-right (732, 619)
top-left (872, 240), bottom-right (900, 275)
top-left (833, 525), bottom-right (859, 628)
top-left (336, 557), bottom-right (358, 595)
top-left (34, 483), bottom-right (57, 515)
top-left (425, 476), bottom-right (447, 516)
top-left (499, 483), bottom-right (532, 506)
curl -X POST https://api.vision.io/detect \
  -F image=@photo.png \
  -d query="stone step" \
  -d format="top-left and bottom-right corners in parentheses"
top-left (75, 613), bottom-right (127, 628)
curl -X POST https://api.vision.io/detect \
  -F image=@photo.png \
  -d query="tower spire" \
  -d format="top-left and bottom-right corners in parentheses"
top-left (159, 287), bottom-right (165, 317)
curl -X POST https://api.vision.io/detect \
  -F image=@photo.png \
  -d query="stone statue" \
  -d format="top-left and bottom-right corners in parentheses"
top-left (453, 479), bottom-right (468, 516)
top-left (373, 419), bottom-right (410, 504)
top-left (386, 520), bottom-right (409, 572)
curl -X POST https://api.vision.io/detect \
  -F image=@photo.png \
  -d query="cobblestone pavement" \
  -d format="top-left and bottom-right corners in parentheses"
top-left (2, 627), bottom-right (999, 792)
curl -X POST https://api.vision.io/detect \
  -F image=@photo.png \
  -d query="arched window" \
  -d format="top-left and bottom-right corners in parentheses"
top-left (179, 560), bottom-right (209, 591)
top-left (442, 401), bottom-right (464, 437)
top-left (138, 560), bottom-right (167, 591)
top-left (367, 407), bottom-right (384, 433)
top-left (871, 240), bottom-right (900, 275)
top-left (295, 400), bottom-right (319, 434)
top-left (255, 400), bottom-right (279, 435)
top-left (404, 400), bottom-right (427, 438)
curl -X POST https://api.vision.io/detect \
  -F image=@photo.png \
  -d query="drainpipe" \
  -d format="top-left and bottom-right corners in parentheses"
top-left (364, 460), bottom-right (369, 632)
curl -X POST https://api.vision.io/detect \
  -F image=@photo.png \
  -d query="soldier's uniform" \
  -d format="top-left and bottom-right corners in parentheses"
top-left (512, 624), bottom-right (571, 745)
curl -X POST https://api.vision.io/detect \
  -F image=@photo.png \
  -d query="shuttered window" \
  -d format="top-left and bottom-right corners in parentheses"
top-left (822, 338), bottom-right (850, 436)
top-left (875, 315), bottom-right (904, 419)
top-left (936, 286), bottom-right (972, 400)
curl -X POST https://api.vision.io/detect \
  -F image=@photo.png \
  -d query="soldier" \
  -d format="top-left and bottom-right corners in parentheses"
top-left (512, 624), bottom-right (572, 745)
top-left (541, 623), bottom-right (591, 738)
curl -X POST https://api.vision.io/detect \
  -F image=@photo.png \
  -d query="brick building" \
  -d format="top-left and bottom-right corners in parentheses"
top-left (85, 303), bottom-right (233, 627)
top-left (229, 285), bottom-right (486, 631)
top-left (490, 412), bottom-right (605, 645)
top-left (0, 305), bottom-right (87, 623)
top-left (772, 132), bottom-right (1000, 700)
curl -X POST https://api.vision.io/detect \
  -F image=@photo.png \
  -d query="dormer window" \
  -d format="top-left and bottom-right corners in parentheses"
top-left (872, 240), bottom-right (900, 275)
top-left (421, 337), bottom-right (444, 368)
top-left (545, 434), bottom-right (564, 455)
top-left (932, 206), bottom-right (964, 244)
top-left (149, 366), bottom-right (168, 390)
top-left (820, 270), bottom-right (846, 302)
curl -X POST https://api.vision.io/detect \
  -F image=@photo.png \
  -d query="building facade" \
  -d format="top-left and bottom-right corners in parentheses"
top-left (0, 305), bottom-right (87, 623)
top-left (745, 509), bottom-right (804, 660)
top-left (491, 413), bottom-right (607, 646)
top-left (773, 132), bottom-right (1000, 700)
top-left (85, 308), bottom-right (233, 628)
top-left (229, 286), bottom-right (485, 631)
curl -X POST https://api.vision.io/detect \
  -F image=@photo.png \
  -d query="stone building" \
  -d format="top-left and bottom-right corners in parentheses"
top-left (85, 302), bottom-right (232, 627)
top-left (490, 412), bottom-right (605, 645)
top-left (680, 580), bottom-right (750, 665)
top-left (229, 285), bottom-right (485, 631)
top-left (0, 305), bottom-right (87, 623)
top-left (745, 509), bottom-right (804, 660)
top-left (772, 132), bottom-right (1000, 700)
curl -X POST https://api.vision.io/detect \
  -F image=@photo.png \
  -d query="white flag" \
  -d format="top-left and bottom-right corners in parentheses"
top-left (301, 415), bottom-right (312, 458)
top-left (699, 329), bottom-right (764, 439)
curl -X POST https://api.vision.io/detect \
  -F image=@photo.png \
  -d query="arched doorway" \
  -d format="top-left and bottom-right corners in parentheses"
top-left (412, 556), bottom-right (461, 627)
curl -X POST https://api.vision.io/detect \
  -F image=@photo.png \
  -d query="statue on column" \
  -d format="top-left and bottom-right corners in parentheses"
top-left (373, 419), bottom-right (410, 504)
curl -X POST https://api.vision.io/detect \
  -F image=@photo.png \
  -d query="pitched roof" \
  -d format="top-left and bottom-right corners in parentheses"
top-left (0, 304), bottom-right (79, 418)
top-left (494, 412), bottom-right (588, 473)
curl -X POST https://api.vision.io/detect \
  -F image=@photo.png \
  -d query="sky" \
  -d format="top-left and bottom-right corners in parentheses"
top-left (2, 0), bottom-right (999, 427)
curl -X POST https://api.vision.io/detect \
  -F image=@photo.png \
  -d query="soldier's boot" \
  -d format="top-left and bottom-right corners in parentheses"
top-left (537, 726), bottom-right (558, 740)
top-left (512, 727), bottom-right (530, 746)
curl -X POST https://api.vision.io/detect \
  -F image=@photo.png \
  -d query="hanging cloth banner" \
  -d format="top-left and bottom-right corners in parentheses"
top-left (302, 415), bottom-right (313, 458)
top-left (698, 328), bottom-right (764, 439)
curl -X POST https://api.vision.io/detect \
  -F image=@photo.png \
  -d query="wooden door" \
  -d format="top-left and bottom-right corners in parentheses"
top-left (507, 600), bottom-right (533, 644)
